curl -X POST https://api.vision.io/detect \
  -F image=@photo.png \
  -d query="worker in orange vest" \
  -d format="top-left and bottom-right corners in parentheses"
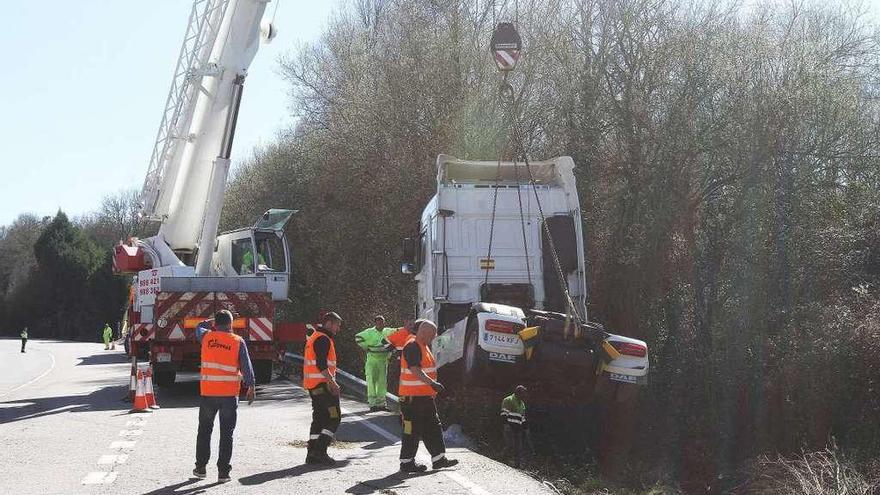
top-left (192, 310), bottom-right (255, 483)
top-left (303, 311), bottom-right (344, 464)
top-left (385, 321), bottom-right (413, 352)
top-left (398, 319), bottom-right (459, 473)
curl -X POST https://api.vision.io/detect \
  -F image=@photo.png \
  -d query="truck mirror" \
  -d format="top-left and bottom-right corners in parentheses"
top-left (402, 237), bottom-right (415, 264)
top-left (401, 262), bottom-right (415, 275)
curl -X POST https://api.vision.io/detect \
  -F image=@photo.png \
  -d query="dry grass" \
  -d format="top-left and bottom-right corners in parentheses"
top-left (741, 445), bottom-right (877, 495)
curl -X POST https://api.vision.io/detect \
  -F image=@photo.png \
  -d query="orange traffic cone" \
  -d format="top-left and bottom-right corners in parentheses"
top-left (144, 367), bottom-right (160, 410)
top-left (129, 369), bottom-right (152, 414)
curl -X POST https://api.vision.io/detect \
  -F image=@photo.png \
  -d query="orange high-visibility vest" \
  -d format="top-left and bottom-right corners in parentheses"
top-left (399, 336), bottom-right (437, 397)
top-left (303, 330), bottom-right (337, 390)
top-left (200, 331), bottom-right (243, 397)
top-left (386, 328), bottom-right (411, 351)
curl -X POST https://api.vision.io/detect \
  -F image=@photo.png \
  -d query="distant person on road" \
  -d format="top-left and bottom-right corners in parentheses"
top-left (192, 310), bottom-right (256, 483)
top-left (20, 326), bottom-right (28, 353)
top-left (102, 323), bottom-right (113, 350)
top-left (501, 385), bottom-right (532, 467)
top-left (354, 315), bottom-right (396, 412)
top-left (398, 319), bottom-right (458, 473)
top-left (303, 311), bottom-right (344, 465)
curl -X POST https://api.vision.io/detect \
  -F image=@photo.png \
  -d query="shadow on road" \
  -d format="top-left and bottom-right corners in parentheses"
top-left (344, 470), bottom-right (431, 494)
top-left (76, 351), bottom-right (130, 366)
top-left (237, 460), bottom-right (352, 485)
top-left (0, 377), bottom-right (133, 424)
top-left (137, 478), bottom-right (223, 495)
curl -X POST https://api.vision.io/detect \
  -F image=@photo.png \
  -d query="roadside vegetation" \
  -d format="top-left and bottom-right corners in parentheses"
top-left (2, 0), bottom-right (878, 492)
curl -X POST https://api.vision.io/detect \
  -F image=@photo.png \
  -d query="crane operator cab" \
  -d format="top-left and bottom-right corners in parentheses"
top-left (213, 209), bottom-right (295, 301)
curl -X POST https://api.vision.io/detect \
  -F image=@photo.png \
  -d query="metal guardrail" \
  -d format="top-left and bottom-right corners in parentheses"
top-left (283, 352), bottom-right (399, 404)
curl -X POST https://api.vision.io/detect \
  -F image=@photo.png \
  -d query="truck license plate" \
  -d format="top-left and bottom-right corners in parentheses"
top-left (608, 372), bottom-right (637, 384)
top-left (156, 352), bottom-right (172, 363)
top-left (483, 332), bottom-right (519, 346)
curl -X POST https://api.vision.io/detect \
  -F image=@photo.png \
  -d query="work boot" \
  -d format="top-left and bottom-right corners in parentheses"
top-left (400, 462), bottom-right (427, 473)
top-left (218, 471), bottom-right (231, 483)
top-left (305, 448), bottom-right (321, 464)
top-left (369, 406), bottom-right (380, 412)
top-left (192, 466), bottom-right (206, 479)
top-left (432, 457), bottom-right (459, 470)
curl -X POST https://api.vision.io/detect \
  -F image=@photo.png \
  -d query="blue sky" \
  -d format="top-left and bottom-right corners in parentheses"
top-left (0, 0), bottom-right (339, 225)
top-left (0, 1), bottom-right (877, 226)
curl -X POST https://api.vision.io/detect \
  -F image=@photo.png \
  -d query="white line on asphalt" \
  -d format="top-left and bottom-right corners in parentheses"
top-left (0, 349), bottom-right (56, 399)
top-left (97, 454), bottom-right (129, 465)
top-left (119, 429), bottom-right (144, 436)
top-left (445, 471), bottom-right (493, 495)
top-left (341, 406), bottom-right (494, 495)
top-left (109, 441), bottom-right (136, 450)
top-left (81, 472), bottom-right (118, 485)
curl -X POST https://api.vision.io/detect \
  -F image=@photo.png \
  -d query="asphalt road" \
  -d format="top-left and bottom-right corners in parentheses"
top-left (0, 339), bottom-right (554, 495)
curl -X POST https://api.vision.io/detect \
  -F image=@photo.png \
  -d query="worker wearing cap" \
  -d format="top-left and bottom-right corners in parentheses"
top-left (192, 310), bottom-right (256, 483)
top-left (20, 326), bottom-right (28, 353)
top-left (354, 315), bottom-right (396, 412)
top-left (398, 319), bottom-right (458, 473)
top-left (303, 311), bottom-right (343, 464)
top-left (501, 385), bottom-right (531, 467)
top-left (102, 323), bottom-right (113, 350)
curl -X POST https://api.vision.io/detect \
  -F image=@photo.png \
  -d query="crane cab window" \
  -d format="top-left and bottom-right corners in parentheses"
top-left (232, 238), bottom-right (257, 275)
top-left (254, 232), bottom-right (286, 273)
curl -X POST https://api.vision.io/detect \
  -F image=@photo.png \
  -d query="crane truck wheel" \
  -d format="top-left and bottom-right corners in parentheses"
top-left (253, 359), bottom-right (273, 384)
top-left (461, 316), bottom-right (489, 387)
top-left (153, 364), bottom-right (176, 387)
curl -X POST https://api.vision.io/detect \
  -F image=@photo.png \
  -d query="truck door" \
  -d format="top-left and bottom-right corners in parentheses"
top-left (542, 215), bottom-right (579, 312)
top-left (252, 209), bottom-right (296, 301)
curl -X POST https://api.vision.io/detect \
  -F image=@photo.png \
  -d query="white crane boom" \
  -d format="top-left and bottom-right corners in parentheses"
top-left (139, 0), bottom-right (274, 273)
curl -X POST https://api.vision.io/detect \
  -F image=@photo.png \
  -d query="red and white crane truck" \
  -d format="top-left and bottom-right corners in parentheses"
top-left (113, 0), bottom-right (304, 386)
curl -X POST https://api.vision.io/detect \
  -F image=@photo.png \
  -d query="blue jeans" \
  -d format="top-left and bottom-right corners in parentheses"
top-left (196, 396), bottom-right (238, 472)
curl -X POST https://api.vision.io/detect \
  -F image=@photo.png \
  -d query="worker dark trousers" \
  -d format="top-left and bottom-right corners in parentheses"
top-left (399, 396), bottom-right (446, 465)
top-left (308, 383), bottom-right (341, 453)
top-left (196, 396), bottom-right (238, 473)
top-left (20, 338), bottom-right (27, 353)
top-left (503, 424), bottom-right (525, 466)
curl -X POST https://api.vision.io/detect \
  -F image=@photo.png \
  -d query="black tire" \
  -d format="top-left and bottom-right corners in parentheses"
top-left (254, 359), bottom-right (273, 385)
top-left (153, 365), bottom-right (176, 387)
top-left (461, 317), bottom-right (489, 387)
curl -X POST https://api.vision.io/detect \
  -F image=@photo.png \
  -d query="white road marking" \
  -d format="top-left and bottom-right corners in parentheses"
top-left (81, 472), bottom-right (118, 485)
top-left (119, 429), bottom-right (143, 436)
top-left (0, 350), bottom-right (56, 399)
top-left (341, 406), bottom-right (494, 495)
top-left (97, 454), bottom-right (128, 465)
top-left (445, 471), bottom-right (493, 495)
top-left (109, 441), bottom-right (136, 450)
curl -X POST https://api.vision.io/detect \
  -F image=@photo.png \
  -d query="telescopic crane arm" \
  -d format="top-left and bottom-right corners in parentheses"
top-left (137, 0), bottom-right (275, 273)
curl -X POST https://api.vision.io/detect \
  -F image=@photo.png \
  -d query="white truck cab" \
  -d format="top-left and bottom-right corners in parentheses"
top-left (402, 155), bottom-right (648, 391)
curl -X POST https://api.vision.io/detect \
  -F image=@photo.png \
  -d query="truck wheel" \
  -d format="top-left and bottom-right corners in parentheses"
top-left (462, 317), bottom-right (488, 387)
top-left (154, 365), bottom-right (176, 387)
top-left (254, 359), bottom-right (273, 385)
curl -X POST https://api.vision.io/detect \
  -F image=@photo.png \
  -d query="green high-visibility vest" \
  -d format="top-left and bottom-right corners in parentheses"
top-left (355, 326), bottom-right (393, 355)
top-left (20, 328), bottom-right (28, 339)
top-left (501, 394), bottom-right (526, 426)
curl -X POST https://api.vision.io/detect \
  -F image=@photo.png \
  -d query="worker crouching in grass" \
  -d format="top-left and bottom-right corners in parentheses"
top-left (501, 385), bottom-right (534, 468)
